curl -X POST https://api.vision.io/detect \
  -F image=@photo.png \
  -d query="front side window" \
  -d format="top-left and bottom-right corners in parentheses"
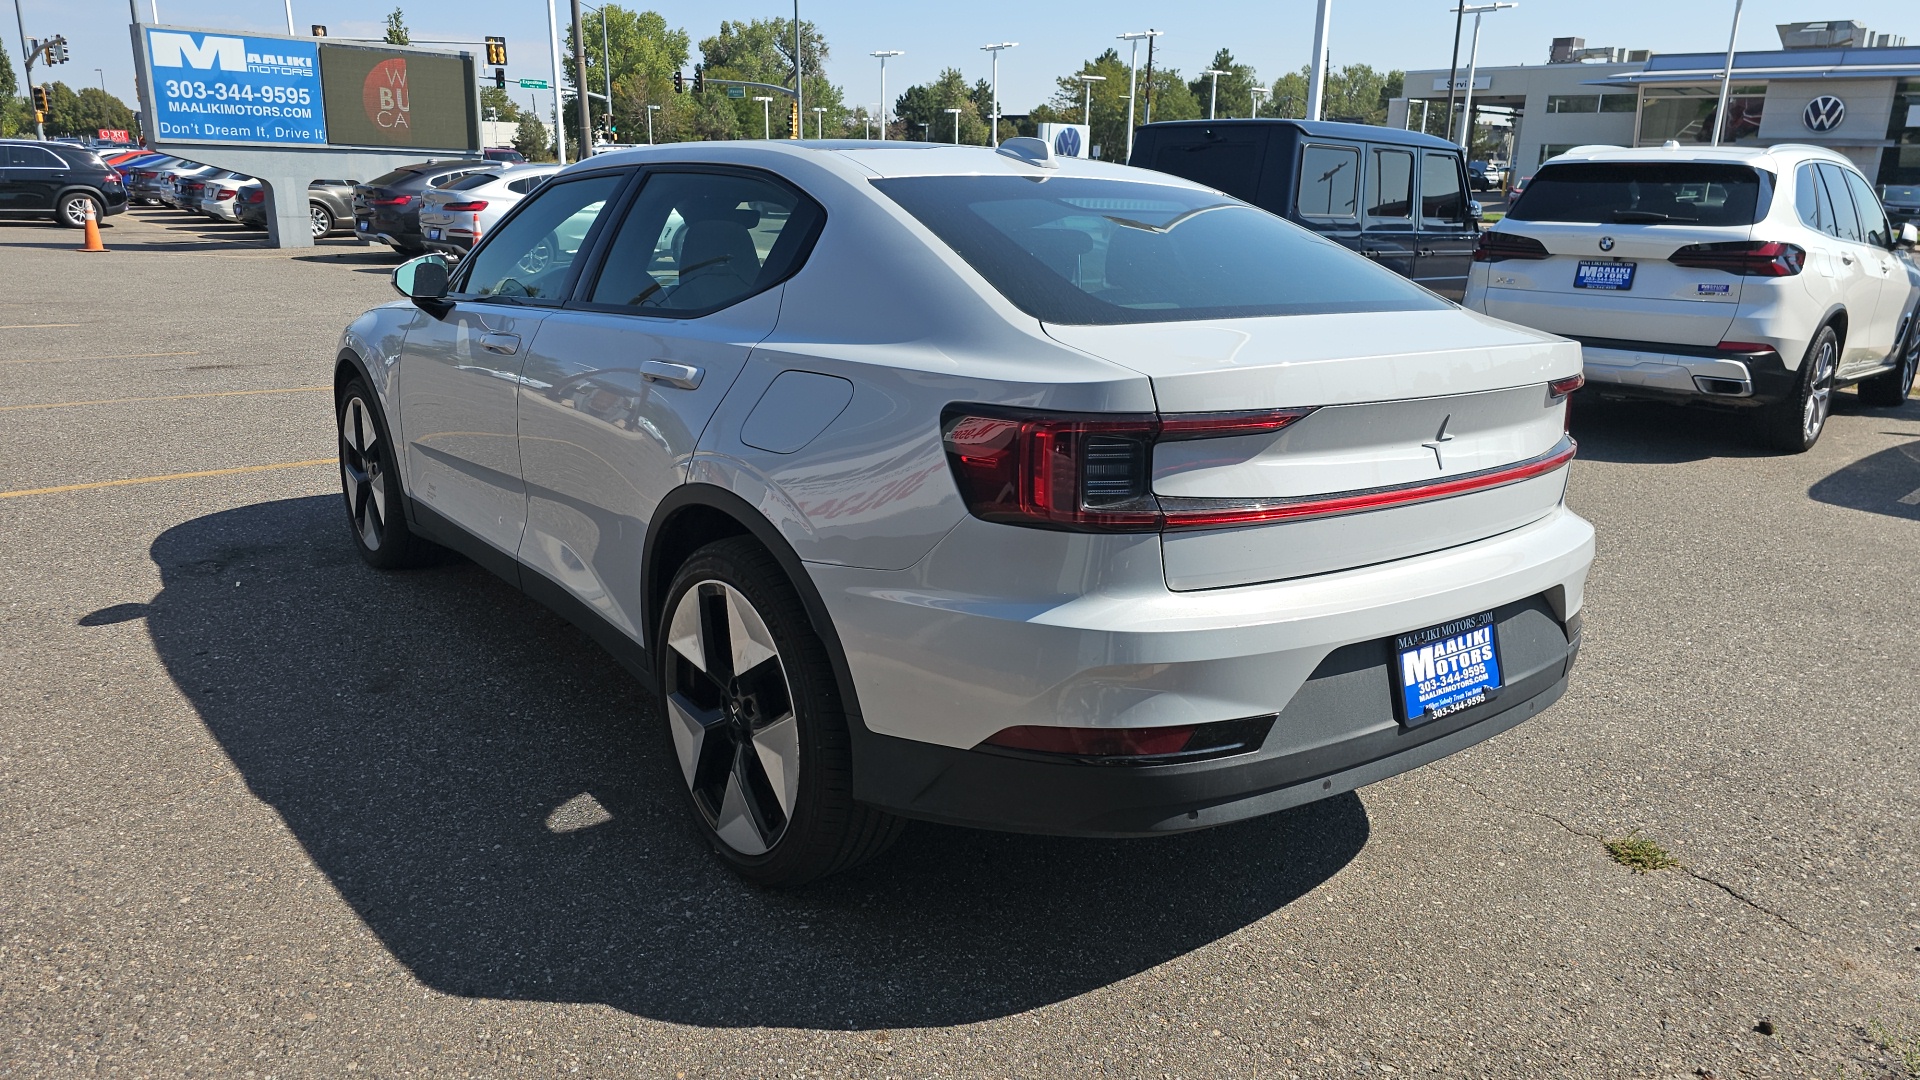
top-left (1367, 149), bottom-right (1414, 221)
top-left (1509, 162), bottom-right (1769, 226)
top-left (1296, 144), bottom-right (1359, 219)
top-left (586, 170), bottom-right (822, 315)
top-left (458, 173), bottom-right (624, 301)
top-left (872, 175), bottom-right (1447, 326)
top-left (1420, 152), bottom-right (1464, 224)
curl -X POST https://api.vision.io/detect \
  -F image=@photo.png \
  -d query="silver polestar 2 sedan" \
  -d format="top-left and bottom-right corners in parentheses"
top-left (335, 138), bottom-right (1596, 885)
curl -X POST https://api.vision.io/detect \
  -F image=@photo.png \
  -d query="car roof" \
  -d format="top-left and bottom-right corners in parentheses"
top-left (1541, 143), bottom-right (1855, 171)
top-left (577, 140), bottom-right (1222, 190)
top-left (1138, 118), bottom-right (1463, 152)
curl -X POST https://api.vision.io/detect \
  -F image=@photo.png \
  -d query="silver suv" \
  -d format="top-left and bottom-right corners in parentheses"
top-left (337, 141), bottom-right (1595, 884)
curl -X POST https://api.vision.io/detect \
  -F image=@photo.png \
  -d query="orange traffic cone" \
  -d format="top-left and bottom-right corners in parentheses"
top-left (77, 205), bottom-right (107, 253)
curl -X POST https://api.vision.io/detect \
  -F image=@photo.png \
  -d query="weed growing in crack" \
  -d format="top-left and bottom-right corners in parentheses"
top-left (1868, 1019), bottom-right (1920, 1078)
top-left (1604, 830), bottom-right (1679, 874)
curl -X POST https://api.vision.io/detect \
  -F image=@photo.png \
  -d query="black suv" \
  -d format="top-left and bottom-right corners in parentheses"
top-left (1129, 120), bottom-right (1481, 299)
top-left (0, 139), bottom-right (131, 228)
top-left (353, 160), bottom-right (492, 254)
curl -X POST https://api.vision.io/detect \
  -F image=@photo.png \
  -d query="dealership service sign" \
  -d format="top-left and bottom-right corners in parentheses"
top-left (144, 28), bottom-right (326, 145)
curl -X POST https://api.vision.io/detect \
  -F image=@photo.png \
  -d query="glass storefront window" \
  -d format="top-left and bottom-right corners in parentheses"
top-left (1637, 86), bottom-right (1766, 145)
top-left (1546, 95), bottom-right (1599, 114)
top-left (1600, 94), bottom-right (1637, 113)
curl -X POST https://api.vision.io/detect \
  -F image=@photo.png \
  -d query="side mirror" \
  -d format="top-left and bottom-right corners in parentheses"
top-left (1897, 222), bottom-right (1919, 250)
top-left (1467, 200), bottom-right (1485, 223)
top-left (391, 253), bottom-right (450, 306)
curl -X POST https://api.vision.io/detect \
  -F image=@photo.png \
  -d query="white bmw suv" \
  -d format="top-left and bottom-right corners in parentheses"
top-left (1466, 144), bottom-right (1920, 451)
top-left (338, 140), bottom-right (1594, 884)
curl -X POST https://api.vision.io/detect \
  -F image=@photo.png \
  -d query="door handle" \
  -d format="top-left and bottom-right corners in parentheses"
top-left (1841, 253), bottom-right (1854, 265)
top-left (479, 332), bottom-right (520, 355)
top-left (1417, 248), bottom-right (1438, 257)
top-left (639, 359), bottom-right (704, 390)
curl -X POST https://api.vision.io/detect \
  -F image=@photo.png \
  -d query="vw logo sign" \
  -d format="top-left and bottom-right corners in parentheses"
top-left (1598, 236), bottom-right (1615, 252)
top-left (1804, 95), bottom-right (1846, 132)
top-left (1053, 126), bottom-right (1082, 158)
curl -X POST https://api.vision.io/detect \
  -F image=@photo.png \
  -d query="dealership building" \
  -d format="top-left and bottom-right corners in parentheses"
top-left (1393, 20), bottom-right (1920, 186)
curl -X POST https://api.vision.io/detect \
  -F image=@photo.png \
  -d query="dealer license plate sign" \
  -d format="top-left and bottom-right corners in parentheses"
top-left (427, 228), bottom-right (442, 240)
top-left (1393, 612), bottom-right (1502, 725)
top-left (1574, 260), bottom-right (1635, 290)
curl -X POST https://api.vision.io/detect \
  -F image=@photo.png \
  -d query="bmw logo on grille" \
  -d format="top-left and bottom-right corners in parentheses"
top-left (1054, 126), bottom-right (1082, 158)
top-left (1598, 236), bottom-right (1615, 252)
top-left (1803, 95), bottom-right (1846, 132)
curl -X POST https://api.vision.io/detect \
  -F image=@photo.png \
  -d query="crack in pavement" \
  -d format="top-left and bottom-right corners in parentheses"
top-left (1427, 765), bottom-right (1818, 940)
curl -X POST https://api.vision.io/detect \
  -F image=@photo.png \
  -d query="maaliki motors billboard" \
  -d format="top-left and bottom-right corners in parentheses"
top-left (139, 26), bottom-right (478, 153)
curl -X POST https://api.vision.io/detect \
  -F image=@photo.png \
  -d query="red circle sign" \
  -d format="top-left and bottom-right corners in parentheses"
top-left (362, 57), bottom-right (411, 135)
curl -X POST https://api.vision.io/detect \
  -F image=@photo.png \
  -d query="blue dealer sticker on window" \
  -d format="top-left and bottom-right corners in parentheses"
top-left (1394, 612), bottom-right (1502, 725)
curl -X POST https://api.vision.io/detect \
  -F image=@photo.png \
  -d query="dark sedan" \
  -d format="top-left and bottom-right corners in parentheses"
top-left (0, 140), bottom-right (130, 227)
top-left (237, 179), bottom-right (358, 239)
top-left (1885, 184), bottom-right (1920, 228)
top-left (352, 159), bottom-right (492, 255)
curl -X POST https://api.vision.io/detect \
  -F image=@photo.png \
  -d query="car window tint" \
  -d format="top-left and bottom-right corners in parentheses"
top-left (459, 173), bottom-right (623, 302)
top-left (448, 172), bottom-right (500, 192)
top-left (506, 175), bottom-right (548, 194)
top-left (430, 169), bottom-right (481, 188)
top-left (1793, 164), bottom-right (1825, 232)
top-left (1510, 162), bottom-right (1767, 226)
top-left (874, 175), bottom-right (1447, 326)
top-left (1840, 168), bottom-right (1889, 246)
top-left (1297, 145), bottom-right (1359, 218)
top-left (1147, 134), bottom-right (1265, 204)
top-left (1367, 149), bottom-right (1414, 220)
top-left (368, 168), bottom-right (417, 186)
top-left (589, 171), bottom-right (819, 314)
top-left (11, 145), bottom-right (65, 168)
top-left (1817, 164), bottom-right (1863, 243)
top-left (1420, 152), bottom-right (1464, 224)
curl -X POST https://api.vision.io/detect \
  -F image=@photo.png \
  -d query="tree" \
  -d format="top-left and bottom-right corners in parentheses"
top-left (1186, 49), bottom-right (1260, 121)
top-left (480, 87), bottom-right (523, 124)
top-left (513, 113), bottom-right (554, 161)
top-left (43, 85), bottom-right (139, 139)
top-left (698, 18), bottom-right (845, 140)
top-left (564, 6), bottom-right (690, 144)
top-left (1263, 64), bottom-right (1404, 126)
top-left (893, 68), bottom-right (990, 145)
top-left (0, 36), bottom-right (25, 138)
top-left (1267, 69), bottom-right (1308, 119)
top-left (384, 8), bottom-right (410, 46)
top-left (1037, 49), bottom-right (1132, 161)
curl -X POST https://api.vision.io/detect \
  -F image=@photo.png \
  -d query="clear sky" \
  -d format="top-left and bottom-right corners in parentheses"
top-left (15, 0), bottom-right (1920, 121)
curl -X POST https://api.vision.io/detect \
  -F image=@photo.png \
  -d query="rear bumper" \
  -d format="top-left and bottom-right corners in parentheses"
top-left (853, 598), bottom-right (1580, 837)
top-left (1575, 337), bottom-right (1796, 406)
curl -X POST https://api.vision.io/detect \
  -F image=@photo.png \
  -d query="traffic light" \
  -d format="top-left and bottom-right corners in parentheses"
top-left (31, 86), bottom-right (50, 116)
top-left (311, 25), bottom-right (327, 36)
top-left (788, 98), bottom-right (800, 139)
top-left (49, 36), bottom-right (69, 65)
top-left (673, 70), bottom-right (684, 94)
top-left (494, 68), bottom-right (506, 90)
top-left (692, 64), bottom-right (704, 94)
top-left (485, 36), bottom-right (507, 67)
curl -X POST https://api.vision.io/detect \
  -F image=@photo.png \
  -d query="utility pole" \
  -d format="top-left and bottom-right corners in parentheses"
top-left (1078, 73), bottom-right (1105, 126)
top-left (980, 42), bottom-right (1016, 147)
top-left (1711, 0), bottom-right (1745, 145)
top-left (1305, 0), bottom-right (1332, 120)
top-left (792, 0), bottom-right (801, 131)
top-left (1201, 69), bottom-right (1228, 120)
top-left (1142, 32), bottom-right (1157, 124)
top-left (547, 0), bottom-right (567, 163)
top-left (1445, 2), bottom-right (1467, 142)
top-left (14, 0), bottom-right (44, 139)
top-left (570, 0), bottom-right (593, 155)
top-left (870, 50), bottom-right (901, 140)
top-left (1118, 31), bottom-right (1158, 161)
top-left (284, 0), bottom-right (294, 36)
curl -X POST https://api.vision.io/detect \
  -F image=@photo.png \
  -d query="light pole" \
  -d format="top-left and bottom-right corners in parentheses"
top-left (812, 105), bottom-right (825, 138)
top-left (1200, 68), bottom-right (1228, 120)
top-left (1453, 3), bottom-right (1517, 148)
top-left (546, 0), bottom-right (567, 163)
top-left (95, 67), bottom-right (105, 93)
top-left (284, 0), bottom-right (293, 36)
top-left (1305, 0), bottom-right (1332, 120)
top-left (945, 107), bottom-right (962, 143)
top-left (1117, 31), bottom-right (1158, 161)
top-left (754, 95), bottom-right (773, 140)
top-left (1077, 73), bottom-right (1105, 126)
top-left (980, 42), bottom-right (1016, 147)
top-left (1250, 85), bottom-right (1269, 119)
top-left (581, 2), bottom-right (612, 142)
top-left (647, 103), bottom-right (659, 144)
top-left (870, 50), bottom-right (901, 141)
top-left (1711, 0), bottom-right (1745, 146)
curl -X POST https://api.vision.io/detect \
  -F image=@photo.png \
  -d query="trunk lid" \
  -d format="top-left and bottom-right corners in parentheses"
top-left (1045, 310), bottom-right (1579, 590)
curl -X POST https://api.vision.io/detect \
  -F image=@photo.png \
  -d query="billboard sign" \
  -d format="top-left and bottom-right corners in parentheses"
top-left (318, 44), bottom-right (474, 151)
top-left (144, 27), bottom-right (325, 145)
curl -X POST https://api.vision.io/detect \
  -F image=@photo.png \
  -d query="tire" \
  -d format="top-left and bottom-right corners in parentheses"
top-left (1757, 324), bottom-right (1840, 453)
top-left (336, 379), bottom-right (435, 569)
top-left (309, 202), bottom-right (333, 239)
top-left (1858, 315), bottom-right (1918, 408)
top-left (657, 537), bottom-right (904, 887)
top-left (57, 192), bottom-right (100, 229)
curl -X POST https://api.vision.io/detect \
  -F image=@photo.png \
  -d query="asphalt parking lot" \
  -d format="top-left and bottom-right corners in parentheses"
top-left (2, 207), bottom-right (1918, 1079)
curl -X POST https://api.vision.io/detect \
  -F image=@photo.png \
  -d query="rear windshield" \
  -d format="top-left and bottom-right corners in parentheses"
top-left (1885, 185), bottom-right (1920, 204)
top-left (872, 175), bottom-right (1446, 326)
top-left (368, 168), bottom-right (419, 187)
top-left (1511, 162), bottom-right (1770, 226)
top-left (1140, 133), bottom-right (1266, 204)
top-left (448, 172), bottom-right (500, 191)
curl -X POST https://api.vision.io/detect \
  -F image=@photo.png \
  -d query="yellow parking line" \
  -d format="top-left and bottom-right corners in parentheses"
top-left (0, 460), bottom-right (333, 500)
top-left (0, 386), bottom-right (329, 412)
top-left (0, 350), bottom-right (202, 366)
top-left (0, 323), bottom-right (83, 330)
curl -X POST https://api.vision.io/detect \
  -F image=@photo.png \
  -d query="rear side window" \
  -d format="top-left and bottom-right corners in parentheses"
top-left (1146, 131), bottom-right (1265, 204)
top-left (1816, 164), bottom-right (1863, 243)
top-left (873, 175), bottom-right (1447, 326)
top-left (1296, 144), bottom-right (1359, 219)
top-left (8, 145), bottom-right (66, 168)
top-left (506, 175), bottom-right (549, 194)
top-left (1793, 164), bottom-right (1829, 232)
top-left (447, 172), bottom-right (500, 191)
top-left (1420, 152), bottom-right (1464, 224)
top-left (1367, 149), bottom-right (1414, 221)
top-left (1511, 162), bottom-right (1770, 226)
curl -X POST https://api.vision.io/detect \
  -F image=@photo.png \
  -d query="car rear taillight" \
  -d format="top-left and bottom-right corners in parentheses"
top-left (440, 200), bottom-right (488, 212)
top-left (1669, 241), bottom-right (1803, 276)
top-left (1473, 231), bottom-right (1550, 262)
top-left (1716, 340), bottom-right (1782, 361)
top-left (1548, 374), bottom-right (1584, 401)
top-left (941, 406), bottom-right (1314, 532)
top-left (368, 194), bottom-right (412, 206)
top-left (216, 188), bottom-right (237, 199)
top-left (244, 188), bottom-right (265, 204)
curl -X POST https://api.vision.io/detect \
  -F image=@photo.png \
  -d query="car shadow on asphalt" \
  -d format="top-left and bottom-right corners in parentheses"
top-left (1808, 424), bottom-right (1920, 520)
top-left (1568, 393), bottom-right (1772, 464)
top-left (130, 495), bottom-right (1368, 1029)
